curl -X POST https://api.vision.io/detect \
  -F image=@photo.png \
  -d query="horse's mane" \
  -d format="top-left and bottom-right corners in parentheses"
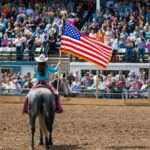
top-left (51, 77), bottom-right (71, 97)
top-left (51, 78), bottom-right (59, 89)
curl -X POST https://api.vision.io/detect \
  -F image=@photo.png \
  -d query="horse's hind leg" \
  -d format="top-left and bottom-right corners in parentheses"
top-left (45, 136), bottom-right (50, 150)
top-left (29, 114), bottom-right (36, 150)
top-left (49, 132), bottom-right (53, 146)
top-left (45, 114), bottom-right (54, 146)
top-left (39, 129), bottom-right (44, 145)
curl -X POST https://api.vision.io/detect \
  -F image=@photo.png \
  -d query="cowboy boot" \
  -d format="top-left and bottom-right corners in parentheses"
top-left (54, 94), bottom-right (63, 113)
top-left (23, 97), bottom-right (29, 114)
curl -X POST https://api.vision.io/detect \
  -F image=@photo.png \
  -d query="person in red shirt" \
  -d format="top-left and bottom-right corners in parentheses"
top-left (129, 76), bottom-right (143, 98)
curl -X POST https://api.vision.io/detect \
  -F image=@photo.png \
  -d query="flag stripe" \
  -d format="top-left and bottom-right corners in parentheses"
top-left (61, 48), bottom-right (107, 68)
top-left (60, 45), bottom-right (107, 66)
top-left (61, 36), bottom-right (109, 61)
top-left (80, 37), bottom-right (111, 56)
top-left (81, 36), bottom-right (111, 54)
top-left (81, 37), bottom-right (111, 54)
top-left (61, 42), bottom-right (108, 64)
top-left (82, 34), bottom-right (112, 51)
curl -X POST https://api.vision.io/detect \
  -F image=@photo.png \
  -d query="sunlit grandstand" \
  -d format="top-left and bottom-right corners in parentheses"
top-left (0, 0), bottom-right (149, 99)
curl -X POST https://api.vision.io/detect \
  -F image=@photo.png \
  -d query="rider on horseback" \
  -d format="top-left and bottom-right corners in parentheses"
top-left (23, 54), bottom-right (63, 113)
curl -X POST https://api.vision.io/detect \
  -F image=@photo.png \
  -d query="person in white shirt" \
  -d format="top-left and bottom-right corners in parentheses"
top-left (13, 34), bottom-right (23, 61)
top-left (24, 24), bottom-right (31, 36)
top-left (12, 79), bottom-right (21, 95)
top-left (34, 33), bottom-right (43, 47)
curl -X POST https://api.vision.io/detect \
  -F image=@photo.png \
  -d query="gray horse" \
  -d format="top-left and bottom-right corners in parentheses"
top-left (28, 87), bottom-right (55, 150)
top-left (28, 78), bottom-right (71, 150)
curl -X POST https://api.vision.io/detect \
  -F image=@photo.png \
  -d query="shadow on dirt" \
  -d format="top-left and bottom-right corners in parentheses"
top-left (106, 145), bottom-right (149, 149)
top-left (51, 144), bottom-right (84, 150)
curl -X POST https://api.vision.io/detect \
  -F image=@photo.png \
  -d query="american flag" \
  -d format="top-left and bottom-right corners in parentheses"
top-left (60, 21), bottom-right (112, 68)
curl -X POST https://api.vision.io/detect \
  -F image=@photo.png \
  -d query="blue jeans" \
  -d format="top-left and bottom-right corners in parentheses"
top-left (126, 48), bottom-right (132, 62)
top-left (16, 46), bottom-right (22, 61)
top-left (137, 48), bottom-right (145, 63)
top-left (28, 44), bottom-right (35, 61)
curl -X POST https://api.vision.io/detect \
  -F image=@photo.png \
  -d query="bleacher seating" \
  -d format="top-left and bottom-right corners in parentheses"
top-left (0, 39), bottom-right (149, 63)
top-left (117, 48), bottom-right (149, 62)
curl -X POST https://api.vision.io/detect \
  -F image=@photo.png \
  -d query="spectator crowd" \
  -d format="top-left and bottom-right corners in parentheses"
top-left (67, 70), bottom-right (149, 99)
top-left (0, 71), bottom-right (35, 95)
top-left (0, 0), bottom-right (94, 61)
top-left (85, 0), bottom-right (150, 63)
top-left (0, 0), bottom-right (149, 62)
top-left (0, 70), bottom-right (149, 99)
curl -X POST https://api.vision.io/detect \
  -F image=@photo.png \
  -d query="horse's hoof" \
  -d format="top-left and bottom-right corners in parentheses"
top-left (46, 146), bottom-right (50, 150)
top-left (29, 146), bottom-right (34, 150)
top-left (39, 141), bottom-right (44, 145)
top-left (67, 98), bottom-right (70, 101)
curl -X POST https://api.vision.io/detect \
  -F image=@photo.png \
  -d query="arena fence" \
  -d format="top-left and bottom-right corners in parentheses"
top-left (0, 88), bottom-right (149, 100)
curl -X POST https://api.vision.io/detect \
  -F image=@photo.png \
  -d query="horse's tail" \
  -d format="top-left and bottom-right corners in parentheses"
top-left (38, 93), bottom-right (54, 136)
top-left (37, 94), bottom-right (44, 113)
top-left (38, 94), bottom-right (47, 136)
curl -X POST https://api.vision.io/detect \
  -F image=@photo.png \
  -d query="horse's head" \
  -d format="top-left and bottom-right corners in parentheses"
top-left (51, 78), bottom-right (72, 97)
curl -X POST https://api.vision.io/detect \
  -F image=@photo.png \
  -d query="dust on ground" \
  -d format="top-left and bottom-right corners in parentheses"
top-left (1, 103), bottom-right (150, 150)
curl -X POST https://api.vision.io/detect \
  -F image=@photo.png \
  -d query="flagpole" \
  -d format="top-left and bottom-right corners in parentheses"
top-left (57, 46), bottom-right (61, 91)
top-left (57, 19), bottom-right (65, 91)
top-left (96, 68), bottom-right (99, 99)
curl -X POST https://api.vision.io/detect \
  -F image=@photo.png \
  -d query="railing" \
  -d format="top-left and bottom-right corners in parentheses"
top-left (0, 88), bottom-right (148, 100)
top-left (0, 88), bottom-right (30, 96)
top-left (71, 88), bottom-right (148, 99)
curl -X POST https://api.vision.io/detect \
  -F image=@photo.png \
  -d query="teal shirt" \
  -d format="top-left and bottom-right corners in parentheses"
top-left (35, 65), bottom-right (58, 81)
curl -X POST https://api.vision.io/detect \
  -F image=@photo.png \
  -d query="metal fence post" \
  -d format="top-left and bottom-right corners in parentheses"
top-left (0, 65), bottom-right (1, 95)
top-left (96, 70), bottom-right (99, 99)
top-left (148, 67), bottom-right (150, 100)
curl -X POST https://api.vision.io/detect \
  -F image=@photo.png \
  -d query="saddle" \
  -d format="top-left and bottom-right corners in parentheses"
top-left (23, 81), bottom-right (52, 114)
top-left (33, 81), bottom-right (48, 89)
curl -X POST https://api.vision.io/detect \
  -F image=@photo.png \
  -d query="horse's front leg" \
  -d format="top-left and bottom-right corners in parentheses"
top-left (45, 136), bottom-right (50, 150)
top-left (29, 115), bottom-right (36, 150)
top-left (49, 132), bottom-right (53, 146)
top-left (39, 129), bottom-right (44, 145)
top-left (31, 126), bottom-right (35, 150)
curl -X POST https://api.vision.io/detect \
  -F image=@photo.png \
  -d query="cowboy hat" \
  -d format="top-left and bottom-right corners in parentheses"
top-left (35, 54), bottom-right (48, 62)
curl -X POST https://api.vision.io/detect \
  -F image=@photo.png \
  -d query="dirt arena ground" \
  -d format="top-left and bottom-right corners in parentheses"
top-left (1, 98), bottom-right (150, 150)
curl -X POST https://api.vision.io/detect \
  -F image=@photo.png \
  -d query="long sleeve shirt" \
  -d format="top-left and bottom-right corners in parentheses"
top-left (34, 65), bottom-right (58, 81)
top-left (135, 37), bottom-right (145, 49)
